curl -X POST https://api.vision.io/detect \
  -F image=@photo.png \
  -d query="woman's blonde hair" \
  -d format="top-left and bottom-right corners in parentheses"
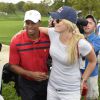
top-left (62, 19), bottom-right (84, 64)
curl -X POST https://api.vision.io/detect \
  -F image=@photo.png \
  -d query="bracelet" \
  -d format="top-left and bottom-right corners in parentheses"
top-left (81, 77), bottom-right (87, 83)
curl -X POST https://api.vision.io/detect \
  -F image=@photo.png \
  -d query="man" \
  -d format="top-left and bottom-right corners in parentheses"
top-left (97, 20), bottom-right (100, 36)
top-left (82, 15), bottom-right (100, 100)
top-left (9, 10), bottom-right (50, 100)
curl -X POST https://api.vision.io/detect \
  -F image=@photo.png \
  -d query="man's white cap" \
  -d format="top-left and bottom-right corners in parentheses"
top-left (24, 10), bottom-right (41, 23)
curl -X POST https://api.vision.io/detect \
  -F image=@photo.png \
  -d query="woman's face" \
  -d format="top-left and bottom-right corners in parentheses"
top-left (54, 19), bottom-right (68, 33)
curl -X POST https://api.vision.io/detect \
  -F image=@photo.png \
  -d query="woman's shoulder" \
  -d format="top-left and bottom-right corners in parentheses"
top-left (78, 39), bottom-right (89, 45)
top-left (78, 39), bottom-right (92, 50)
top-left (78, 39), bottom-right (92, 56)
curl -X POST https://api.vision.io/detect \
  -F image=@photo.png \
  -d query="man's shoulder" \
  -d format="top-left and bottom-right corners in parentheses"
top-left (11, 30), bottom-right (26, 42)
top-left (12, 30), bottom-right (25, 38)
top-left (40, 32), bottom-right (50, 40)
top-left (89, 33), bottom-right (99, 40)
top-left (93, 34), bottom-right (100, 40)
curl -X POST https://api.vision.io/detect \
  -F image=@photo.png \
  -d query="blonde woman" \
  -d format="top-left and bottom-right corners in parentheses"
top-left (40, 6), bottom-right (96, 100)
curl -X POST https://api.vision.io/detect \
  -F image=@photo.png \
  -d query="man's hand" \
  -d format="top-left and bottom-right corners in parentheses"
top-left (27, 71), bottom-right (48, 81)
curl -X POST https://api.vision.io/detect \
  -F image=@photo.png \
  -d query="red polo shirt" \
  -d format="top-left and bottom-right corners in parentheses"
top-left (9, 30), bottom-right (50, 80)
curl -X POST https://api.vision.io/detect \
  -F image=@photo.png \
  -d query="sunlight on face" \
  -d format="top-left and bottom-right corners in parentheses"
top-left (54, 20), bottom-right (67, 33)
top-left (54, 19), bottom-right (75, 34)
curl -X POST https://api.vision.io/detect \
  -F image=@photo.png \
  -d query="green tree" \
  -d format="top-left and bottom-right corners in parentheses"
top-left (0, 3), bottom-right (6, 12)
top-left (16, 1), bottom-right (25, 12)
top-left (0, 3), bottom-right (16, 14)
top-left (23, 1), bottom-right (35, 11)
top-left (7, 3), bottom-right (16, 14)
top-left (72, 0), bottom-right (100, 18)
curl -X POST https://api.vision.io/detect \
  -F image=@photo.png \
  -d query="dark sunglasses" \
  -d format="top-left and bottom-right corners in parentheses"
top-left (55, 19), bottom-right (62, 23)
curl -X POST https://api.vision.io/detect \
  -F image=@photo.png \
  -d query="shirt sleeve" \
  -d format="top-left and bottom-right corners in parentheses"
top-left (9, 37), bottom-right (20, 65)
top-left (78, 39), bottom-right (92, 57)
top-left (48, 28), bottom-right (57, 41)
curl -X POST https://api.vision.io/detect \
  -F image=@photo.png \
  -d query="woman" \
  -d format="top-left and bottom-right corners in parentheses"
top-left (39, 6), bottom-right (96, 100)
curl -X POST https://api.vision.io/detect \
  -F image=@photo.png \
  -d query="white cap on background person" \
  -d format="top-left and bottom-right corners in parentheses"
top-left (0, 95), bottom-right (4, 100)
top-left (24, 10), bottom-right (41, 23)
top-left (98, 20), bottom-right (100, 23)
top-left (85, 15), bottom-right (97, 24)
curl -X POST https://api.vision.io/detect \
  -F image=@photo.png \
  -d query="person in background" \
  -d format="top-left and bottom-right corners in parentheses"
top-left (48, 16), bottom-right (55, 27)
top-left (0, 95), bottom-right (4, 100)
top-left (9, 10), bottom-right (50, 100)
top-left (39, 6), bottom-right (96, 100)
top-left (0, 43), bottom-right (4, 100)
top-left (97, 19), bottom-right (100, 69)
top-left (82, 15), bottom-right (100, 100)
top-left (97, 20), bottom-right (100, 36)
top-left (76, 18), bottom-right (88, 34)
top-left (0, 43), bottom-right (2, 93)
top-left (0, 43), bottom-right (2, 51)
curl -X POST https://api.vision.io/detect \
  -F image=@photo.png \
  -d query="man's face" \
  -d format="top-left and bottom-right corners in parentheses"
top-left (83, 18), bottom-right (96, 35)
top-left (25, 20), bottom-right (40, 38)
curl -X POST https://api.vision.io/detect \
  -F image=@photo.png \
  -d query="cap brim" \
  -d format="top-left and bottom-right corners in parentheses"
top-left (24, 18), bottom-right (38, 23)
top-left (49, 12), bottom-right (60, 19)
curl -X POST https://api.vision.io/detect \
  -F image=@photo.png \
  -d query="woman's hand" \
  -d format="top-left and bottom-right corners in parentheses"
top-left (81, 79), bottom-right (88, 96)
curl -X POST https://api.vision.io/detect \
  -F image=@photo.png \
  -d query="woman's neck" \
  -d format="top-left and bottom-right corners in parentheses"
top-left (59, 32), bottom-right (72, 44)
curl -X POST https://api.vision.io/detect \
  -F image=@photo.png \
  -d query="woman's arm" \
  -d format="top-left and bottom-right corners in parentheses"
top-left (39, 27), bottom-right (49, 35)
top-left (82, 48), bottom-right (96, 81)
top-left (80, 48), bottom-right (96, 94)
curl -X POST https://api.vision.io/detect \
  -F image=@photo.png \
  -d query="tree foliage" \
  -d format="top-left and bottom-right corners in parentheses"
top-left (16, 1), bottom-right (25, 11)
top-left (0, 0), bottom-right (100, 19)
top-left (73, 0), bottom-right (100, 18)
top-left (0, 2), bottom-right (16, 14)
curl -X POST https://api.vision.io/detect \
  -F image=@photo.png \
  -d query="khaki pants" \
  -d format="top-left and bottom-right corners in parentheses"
top-left (86, 76), bottom-right (99, 100)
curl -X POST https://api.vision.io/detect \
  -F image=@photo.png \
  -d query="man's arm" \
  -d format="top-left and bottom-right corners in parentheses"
top-left (10, 64), bottom-right (48, 81)
top-left (39, 27), bottom-right (49, 35)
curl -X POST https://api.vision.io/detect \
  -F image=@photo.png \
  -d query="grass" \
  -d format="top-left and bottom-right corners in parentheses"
top-left (0, 21), bottom-right (23, 45)
top-left (2, 82), bottom-right (21, 100)
top-left (0, 16), bottom-right (48, 45)
top-left (0, 14), bottom-right (100, 100)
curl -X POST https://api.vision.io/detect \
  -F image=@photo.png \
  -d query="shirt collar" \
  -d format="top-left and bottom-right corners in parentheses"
top-left (24, 30), bottom-right (40, 42)
top-left (86, 32), bottom-right (96, 41)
